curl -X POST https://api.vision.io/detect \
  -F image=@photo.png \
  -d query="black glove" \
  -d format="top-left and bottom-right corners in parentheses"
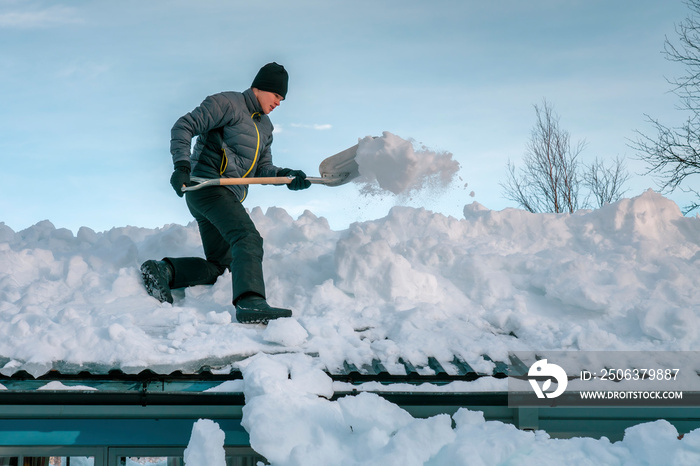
top-left (277, 168), bottom-right (311, 191)
top-left (170, 164), bottom-right (191, 197)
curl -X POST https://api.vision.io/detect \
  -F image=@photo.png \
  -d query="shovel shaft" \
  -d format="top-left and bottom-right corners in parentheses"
top-left (183, 176), bottom-right (330, 192)
top-left (219, 176), bottom-right (293, 186)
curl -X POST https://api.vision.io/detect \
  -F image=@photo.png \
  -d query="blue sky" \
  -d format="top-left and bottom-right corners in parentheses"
top-left (0, 0), bottom-right (693, 233)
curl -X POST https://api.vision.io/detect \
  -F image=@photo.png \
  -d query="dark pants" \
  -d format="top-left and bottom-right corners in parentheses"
top-left (164, 187), bottom-right (265, 303)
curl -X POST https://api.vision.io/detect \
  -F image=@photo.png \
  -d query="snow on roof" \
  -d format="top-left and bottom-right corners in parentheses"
top-left (1, 189), bottom-right (699, 379)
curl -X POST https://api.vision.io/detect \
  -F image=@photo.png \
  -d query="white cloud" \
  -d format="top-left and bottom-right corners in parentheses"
top-left (0, 5), bottom-right (82, 29)
top-left (55, 61), bottom-right (112, 80)
top-left (290, 123), bottom-right (333, 131)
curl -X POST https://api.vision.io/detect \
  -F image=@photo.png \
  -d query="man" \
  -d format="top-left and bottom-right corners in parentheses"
top-left (140, 62), bottom-right (310, 324)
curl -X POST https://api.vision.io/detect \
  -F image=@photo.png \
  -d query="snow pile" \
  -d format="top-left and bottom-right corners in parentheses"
top-left (0, 190), bottom-right (699, 378)
top-left (240, 353), bottom-right (453, 465)
top-left (183, 419), bottom-right (226, 466)
top-left (238, 353), bottom-right (700, 465)
top-left (355, 132), bottom-right (460, 196)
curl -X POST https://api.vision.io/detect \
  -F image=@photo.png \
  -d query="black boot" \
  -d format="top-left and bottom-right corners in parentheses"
top-left (140, 260), bottom-right (174, 304)
top-left (235, 293), bottom-right (292, 324)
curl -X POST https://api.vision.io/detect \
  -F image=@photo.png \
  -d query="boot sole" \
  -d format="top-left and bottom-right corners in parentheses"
top-left (140, 261), bottom-right (174, 304)
top-left (235, 307), bottom-right (292, 324)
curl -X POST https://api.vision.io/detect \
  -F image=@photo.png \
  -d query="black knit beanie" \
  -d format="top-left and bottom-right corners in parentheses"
top-left (251, 62), bottom-right (289, 99)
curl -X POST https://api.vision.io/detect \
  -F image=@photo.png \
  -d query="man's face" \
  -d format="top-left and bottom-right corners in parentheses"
top-left (254, 89), bottom-right (284, 114)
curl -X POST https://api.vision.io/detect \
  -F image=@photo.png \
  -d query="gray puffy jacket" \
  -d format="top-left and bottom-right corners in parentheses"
top-left (170, 88), bottom-right (281, 202)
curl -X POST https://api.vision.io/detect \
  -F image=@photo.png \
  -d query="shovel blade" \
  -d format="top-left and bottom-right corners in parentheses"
top-left (318, 143), bottom-right (360, 186)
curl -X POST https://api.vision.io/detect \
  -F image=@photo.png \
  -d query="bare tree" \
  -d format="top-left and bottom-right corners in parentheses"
top-left (631, 0), bottom-right (700, 214)
top-left (582, 156), bottom-right (631, 208)
top-left (502, 100), bottom-right (586, 213)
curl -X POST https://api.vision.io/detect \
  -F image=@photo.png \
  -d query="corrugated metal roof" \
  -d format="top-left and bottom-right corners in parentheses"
top-left (0, 354), bottom-right (511, 392)
top-left (334, 356), bottom-right (508, 384)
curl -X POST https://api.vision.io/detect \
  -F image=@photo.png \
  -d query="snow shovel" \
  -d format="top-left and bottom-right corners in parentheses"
top-left (182, 141), bottom-right (361, 192)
